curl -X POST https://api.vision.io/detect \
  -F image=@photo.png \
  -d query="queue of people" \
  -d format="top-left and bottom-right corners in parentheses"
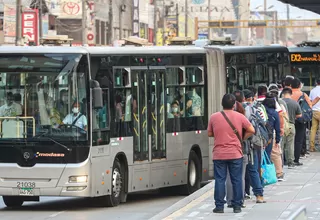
top-left (208, 76), bottom-right (317, 214)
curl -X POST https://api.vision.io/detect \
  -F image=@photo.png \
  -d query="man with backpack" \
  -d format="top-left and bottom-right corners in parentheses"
top-left (291, 78), bottom-right (312, 166)
top-left (254, 85), bottom-right (281, 176)
top-left (242, 89), bottom-right (266, 203)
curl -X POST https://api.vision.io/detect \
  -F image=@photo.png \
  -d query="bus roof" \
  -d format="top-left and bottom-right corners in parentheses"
top-left (205, 45), bottom-right (288, 54)
top-left (0, 46), bottom-right (88, 54)
top-left (86, 46), bottom-right (206, 55)
top-left (288, 47), bottom-right (320, 53)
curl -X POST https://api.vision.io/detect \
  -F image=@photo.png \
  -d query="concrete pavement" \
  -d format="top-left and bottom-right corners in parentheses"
top-left (152, 153), bottom-right (320, 220)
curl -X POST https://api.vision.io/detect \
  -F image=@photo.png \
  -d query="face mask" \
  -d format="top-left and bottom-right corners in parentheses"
top-left (72, 107), bottom-right (79, 114)
top-left (172, 107), bottom-right (178, 113)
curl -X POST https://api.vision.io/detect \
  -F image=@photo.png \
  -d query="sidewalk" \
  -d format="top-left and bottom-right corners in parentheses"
top-left (153, 153), bottom-right (320, 220)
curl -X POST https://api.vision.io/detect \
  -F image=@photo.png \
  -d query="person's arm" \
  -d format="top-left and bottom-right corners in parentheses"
top-left (312, 96), bottom-right (320, 106)
top-left (304, 93), bottom-right (313, 108)
top-left (274, 112), bottom-right (281, 144)
top-left (296, 104), bottom-right (302, 118)
top-left (82, 115), bottom-right (88, 131)
top-left (242, 116), bottom-right (255, 140)
top-left (207, 115), bottom-right (214, 137)
top-left (243, 124), bottom-right (255, 140)
top-left (279, 111), bottom-right (284, 136)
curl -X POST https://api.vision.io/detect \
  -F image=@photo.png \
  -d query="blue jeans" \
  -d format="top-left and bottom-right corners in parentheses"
top-left (247, 149), bottom-right (264, 196)
top-left (213, 158), bottom-right (243, 209)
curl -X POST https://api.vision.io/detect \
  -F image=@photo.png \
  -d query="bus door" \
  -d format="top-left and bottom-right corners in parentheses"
top-left (131, 67), bottom-right (149, 162)
top-left (149, 67), bottom-right (166, 160)
top-left (131, 67), bottom-right (166, 162)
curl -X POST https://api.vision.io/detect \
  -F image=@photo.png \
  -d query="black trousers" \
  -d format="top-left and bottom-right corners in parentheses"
top-left (301, 131), bottom-right (307, 156)
top-left (245, 164), bottom-right (250, 195)
top-left (294, 122), bottom-right (306, 163)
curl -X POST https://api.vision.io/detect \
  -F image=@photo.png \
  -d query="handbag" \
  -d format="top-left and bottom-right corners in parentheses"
top-left (261, 150), bottom-right (277, 186)
top-left (220, 111), bottom-right (248, 155)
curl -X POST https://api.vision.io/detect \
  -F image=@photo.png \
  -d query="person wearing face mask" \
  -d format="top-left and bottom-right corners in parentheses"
top-left (0, 92), bottom-right (23, 117)
top-left (186, 87), bottom-right (202, 117)
top-left (171, 101), bottom-right (180, 117)
top-left (61, 102), bottom-right (87, 131)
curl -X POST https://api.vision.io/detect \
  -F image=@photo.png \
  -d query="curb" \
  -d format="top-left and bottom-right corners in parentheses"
top-left (149, 181), bottom-right (214, 220)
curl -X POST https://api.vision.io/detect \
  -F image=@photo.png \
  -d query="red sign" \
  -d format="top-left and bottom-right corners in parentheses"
top-left (22, 9), bottom-right (39, 45)
top-left (63, 2), bottom-right (80, 15)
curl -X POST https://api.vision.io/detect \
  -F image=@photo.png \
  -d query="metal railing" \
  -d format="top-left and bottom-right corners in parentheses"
top-left (286, 206), bottom-right (307, 220)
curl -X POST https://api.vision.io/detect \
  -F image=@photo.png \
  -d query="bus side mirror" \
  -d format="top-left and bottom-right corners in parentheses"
top-left (90, 80), bottom-right (103, 109)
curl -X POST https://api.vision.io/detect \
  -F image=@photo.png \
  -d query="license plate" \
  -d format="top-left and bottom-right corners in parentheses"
top-left (19, 188), bottom-right (34, 196)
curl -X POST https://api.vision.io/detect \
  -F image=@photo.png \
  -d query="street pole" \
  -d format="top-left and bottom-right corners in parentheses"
top-left (82, 0), bottom-right (87, 45)
top-left (264, 0), bottom-right (267, 44)
top-left (184, 0), bottom-right (188, 37)
top-left (285, 4), bottom-right (290, 46)
top-left (15, 0), bottom-right (22, 45)
top-left (119, 3), bottom-right (123, 39)
top-left (107, 0), bottom-right (113, 44)
top-left (39, 0), bottom-right (43, 41)
top-left (153, 0), bottom-right (157, 45)
top-left (208, 0), bottom-right (210, 39)
top-left (176, 3), bottom-right (179, 35)
top-left (162, 2), bottom-right (166, 45)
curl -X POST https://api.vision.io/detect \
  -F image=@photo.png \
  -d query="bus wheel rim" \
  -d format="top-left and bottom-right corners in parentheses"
top-left (112, 168), bottom-right (122, 198)
top-left (189, 160), bottom-right (196, 186)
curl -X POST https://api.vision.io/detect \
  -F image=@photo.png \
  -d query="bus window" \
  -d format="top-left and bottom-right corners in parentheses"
top-left (92, 88), bottom-right (110, 146)
top-left (226, 66), bottom-right (237, 93)
top-left (166, 67), bottom-right (185, 133)
top-left (113, 68), bottom-right (132, 137)
top-left (253, 65), bottom-right (266, 84)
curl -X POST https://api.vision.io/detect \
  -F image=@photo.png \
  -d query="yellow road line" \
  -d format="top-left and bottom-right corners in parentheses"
top-left (163, 190), bottom-right (214, 220)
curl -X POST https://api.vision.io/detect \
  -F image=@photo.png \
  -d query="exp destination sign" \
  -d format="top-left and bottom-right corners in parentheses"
top-left (290, 53), bottom-right (320, 63)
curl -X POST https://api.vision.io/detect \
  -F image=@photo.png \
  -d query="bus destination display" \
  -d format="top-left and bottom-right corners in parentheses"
top-left (290, 53), bottom-right (320, 63)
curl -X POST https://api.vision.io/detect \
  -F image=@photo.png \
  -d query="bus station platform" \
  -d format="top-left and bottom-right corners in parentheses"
top-left (151, 153), bottom-right (320, 220)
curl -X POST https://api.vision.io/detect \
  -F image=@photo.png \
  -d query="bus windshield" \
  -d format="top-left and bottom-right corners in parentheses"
top-left (0, 53), bottom-right (88, 142)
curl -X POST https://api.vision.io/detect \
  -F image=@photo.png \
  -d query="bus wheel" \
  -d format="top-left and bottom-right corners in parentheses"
top-left (106, 158), bottom-right (124, 207)
top-left (181, 150), bottom-right (201, 195)
top-left (3, 196), bottom-right (24, 207)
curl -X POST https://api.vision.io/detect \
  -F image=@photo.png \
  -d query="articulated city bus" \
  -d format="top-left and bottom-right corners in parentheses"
top-left (288, 41), bottom-right (320, 95)
top-left (0, 44), bottom-right (289, 208)
top-left (0, 46), bottom-right (210, 208)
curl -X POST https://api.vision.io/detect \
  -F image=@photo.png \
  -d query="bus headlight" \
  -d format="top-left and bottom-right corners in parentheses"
top-left (68, 175), bottom-right (88, 183)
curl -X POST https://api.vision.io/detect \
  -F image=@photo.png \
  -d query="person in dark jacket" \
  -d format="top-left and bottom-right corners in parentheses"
top-left (262, 93), bottom-right (281, 159)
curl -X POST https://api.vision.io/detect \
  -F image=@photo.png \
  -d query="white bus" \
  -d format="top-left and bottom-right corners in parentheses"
top-left (0, 46), bottom-right (210, 207)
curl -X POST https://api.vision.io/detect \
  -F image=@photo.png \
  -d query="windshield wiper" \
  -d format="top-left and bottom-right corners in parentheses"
top-left (43, 137), bottom-right (72, 152)
top-left (36, 135), bottom-right (72, 152)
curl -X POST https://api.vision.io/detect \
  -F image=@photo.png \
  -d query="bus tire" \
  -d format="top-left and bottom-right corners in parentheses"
top-left (181, 150), bottom-right (201, 195)
top-left (3, 196), bottom-right (24, 207)
top-left (105, 158), bottom-right (124, 207)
